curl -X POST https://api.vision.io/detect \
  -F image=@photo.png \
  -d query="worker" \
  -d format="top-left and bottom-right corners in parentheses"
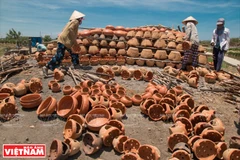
top-left (211, 18), bottom-right (230, 72)
top-left (181, 16), bottom-right (199, 71)
top-left (36, 42), bottom-right (47, 52)
top-left (42, 10), bottom-right (85, 77)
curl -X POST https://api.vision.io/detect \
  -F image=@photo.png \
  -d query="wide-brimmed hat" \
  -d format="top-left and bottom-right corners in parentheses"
top-left (69, 10), bottom-right (85, 21)
top-left (182, 16), bottom-right (198, 25)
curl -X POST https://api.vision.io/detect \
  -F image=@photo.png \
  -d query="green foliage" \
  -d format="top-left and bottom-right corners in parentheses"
top-left (6, 28), bottom-right (21, 40)
top-left (43, 35), bottom-right (52, 42)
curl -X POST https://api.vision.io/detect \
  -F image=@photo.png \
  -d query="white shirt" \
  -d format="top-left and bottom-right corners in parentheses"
top-left (184, 22), bottom-right (199, 45)
top-left (211, 27), bottom-right (230, 51)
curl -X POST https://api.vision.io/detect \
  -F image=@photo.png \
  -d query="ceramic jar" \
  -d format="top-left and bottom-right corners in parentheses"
top-left (57, 95), bottom-right (78, 118)
top-left (192, 139), bottom-right (217, 160)
top-left (113, 135), bottom-right (128, 153)
top-left (54, 68), bottom-right (64, 82)
top-left (64, 138), bottom-right (81, 156)
top-left (36, 96), bottom-right (57, 117)
top-left (48, 139), bottom-right (70, 160)
top-left (167, 133), bottom-right (189, 152)
top-left (223, 148), bottom-right (240, 160)
top-left (63, 119), bottom-right (83, 139)
top-left (20, 93), bottom-right (42, 109)
top-left (138, 144), bottom-right (161, 160)
top-left (148, 104), bottom-right (165, 121)
top-left (99, 125), bottom-right (121, 147)
top-left (132, 94), bottom-right (143, 106)
top-left (107, 119), bottom-right (125, 135)
top-left (123, 138), bottom-right (141, 153)
top-left (82, 132), bottom-right (103, 155)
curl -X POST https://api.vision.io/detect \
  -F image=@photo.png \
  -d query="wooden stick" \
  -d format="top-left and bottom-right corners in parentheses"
top-left (0, 66), bottom-right (32, 76)
top-left (69, 67), bottom-right (78, 85)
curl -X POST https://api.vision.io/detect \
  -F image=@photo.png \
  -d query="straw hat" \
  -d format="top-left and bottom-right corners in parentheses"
top-left (69, 10), bottom-right (85, 21)
top-left (182, 16), bottom-right (198, 25)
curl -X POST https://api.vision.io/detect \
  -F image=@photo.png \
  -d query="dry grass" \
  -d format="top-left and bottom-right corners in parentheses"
top-left (0, 43), bottom-right (16, 57)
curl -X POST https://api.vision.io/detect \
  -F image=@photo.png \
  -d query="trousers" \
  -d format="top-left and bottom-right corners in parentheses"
top-left (46, 43), bottom-right (79, 71)
top-left (182, 44), bottom-right (199, 69)
top-left (213, 47), bottom-right (224, 71)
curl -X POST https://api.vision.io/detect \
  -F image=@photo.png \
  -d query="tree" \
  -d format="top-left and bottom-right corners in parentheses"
top-left (6, 28), bottom-right (22, 47)
top-left (43, 35), bottom-right (52, 42)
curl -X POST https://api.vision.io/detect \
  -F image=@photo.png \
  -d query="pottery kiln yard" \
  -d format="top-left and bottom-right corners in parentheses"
top-left (0, 25), bottom-right (240, 160)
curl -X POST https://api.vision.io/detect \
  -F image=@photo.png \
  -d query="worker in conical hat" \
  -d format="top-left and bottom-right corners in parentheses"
top-left (181, 16), bottom-right (200, 71)
top-left (42, 10), bottom-right (85, 77)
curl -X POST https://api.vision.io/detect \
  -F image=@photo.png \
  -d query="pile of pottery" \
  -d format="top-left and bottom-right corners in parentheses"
top-left (163, 66), bottom-right (232, 88)
top-left (96, 65), bottom-right (154, 82)
top-left (163, 88), bottom-right (240, 159)
top-left (0, 78), bottom-right (43, 121)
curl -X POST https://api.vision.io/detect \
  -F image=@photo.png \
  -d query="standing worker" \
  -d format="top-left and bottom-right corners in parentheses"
top-left (181, 16), bottom-right (200, 71)
top-left (42, 10), bottom-right (85, 77)
top-left (211, 18), bottom-right (230, 72)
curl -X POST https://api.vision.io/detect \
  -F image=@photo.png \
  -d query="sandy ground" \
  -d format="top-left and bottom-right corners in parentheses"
top-left (0, 58), bottom-right (239, 160)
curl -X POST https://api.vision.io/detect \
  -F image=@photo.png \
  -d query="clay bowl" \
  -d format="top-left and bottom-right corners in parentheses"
top-left (36, 96), bottom-right (57, 117)
top-left (20, 93), bottom-right (42, 108)
top-left (57, 95), bottom-right (78, 118)
top-left (85, 108), bottom-right (110, 132)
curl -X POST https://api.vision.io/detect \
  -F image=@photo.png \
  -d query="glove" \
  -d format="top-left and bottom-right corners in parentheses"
top-left (210, 42), bottom-right (214, 46)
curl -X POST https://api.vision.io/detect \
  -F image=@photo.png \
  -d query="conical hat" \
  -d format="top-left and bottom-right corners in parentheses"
top-left (69, 10), bottom-right (85, 21)
top-left (182, 16), bottom-right (198, 25)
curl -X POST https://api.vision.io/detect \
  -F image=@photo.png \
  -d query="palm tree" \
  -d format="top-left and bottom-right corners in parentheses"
top-left (6, 28), bottom-right (21, 47)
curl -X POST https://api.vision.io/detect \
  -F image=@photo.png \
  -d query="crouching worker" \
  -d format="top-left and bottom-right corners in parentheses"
top-left (36, 42), bottom-right (47, 52)
top-left (42, 10), bottom-right (85, 77)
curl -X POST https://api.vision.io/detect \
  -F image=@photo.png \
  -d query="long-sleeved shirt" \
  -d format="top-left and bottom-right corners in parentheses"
top-left (58, 19), bottom-right (79, 49)
top-left (211, 27), bottom-right (230, 51)
top-left (184, 22), bottom-right (199, 45)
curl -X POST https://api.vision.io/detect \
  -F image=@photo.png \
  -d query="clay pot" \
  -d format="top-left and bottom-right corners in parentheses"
top-left (167, 133), bottom-right (189, 152)
top-left (172, 110), bottom-right (190, 122)
top-left (99, 125), bottom-right (121, 147)
top-left (88, 45), bottom-right (99, 54)
top-left (141, 39), bottom-right (152, 47)
top-left (48, 80), bottom-right (57, 89)
top-left (223, 148), bottom-right (240, 160)
top-left (168, 51), bottom-right (181, 61)
top-left (148, 104), bottom-right (165, 121)
top-left (171, 150), bottom-right (191, 160)
top-left (107, 119), bottom-right (125, 134)
top-left (48, 139), bottom-right (70, 160)
top-left (99, 96), bottom-right (109, 108)
top-left (63, 85), bottom-right (72, 95)
top-left (180, 97), bottom-right (194, 109)
top-left (109, 41), bottom-right (117, 47)
top-left (54, 68), bottom-right (64, 82)
top-left (140, 99), bottom-right (155, 115)
top-left (200, 129), bottom-right (223, 142)
top-left (64, 138), bottom-right (81, 156)
top-left (175, 104), bottom-right (191, 114)
top-left (113, 135), bottom-right (128, 153)
top-left (169, 121), bottom-right (188, 135)
top-left (127, 47), bottom-right (139, 57)
top-left (13, 83), bottom-right (27, 97)
top-left (140, 49), bottom-right (153, 59)
top-left (67, 114), bottom-right (85, 129)
top-left (138, 144), bottom-right (161, 160)
top-left (120, 96), bottom-right (132, 108)
top-left (188, 135), bottom-right (201, 148)
top-left (57, 95), bottom-right (78, 118)
top-left (156, 85), bottom-right (168, 95)
top-left (0, 93), bottom-right (10, 101)
top-left (121, 152), bottom-right (141, 160)
top-left (29, 81), bottom-right (43, 93)
top-left (85, 108), bottom-right (110, 131)
top-left (154, 39), bottom-right (167, 49)
top-left (229, 136), bottom-right (240, 149)
top-left (123, 138), bottom-right (141, 153)
top-left (0, 101), bottom-right (17, 120)
top-left (108, 107), bottom-right (123, 120)
top-left (36, 96), bottom-right (57, 117)
top-left (133, 69), bottom-right (143, 81)
top-left (132, 94), bottom-right (143, 106)
top-left (110, 101), bottom-right (126, 115)
top-left (143, 71), bottom-right (154, 82)
top-left (182, 41), bottom-right (191, 50)
top-left (190, 113), bottom-right (207, 127)
top-left (63, 119), bottom-right (83, 139)
top-left (209, 118), bottom-right (225, 136)
top-left (72, 94), bottom-right (89, 115)
top-left (135, 31), bottom-right (144, 38)
top-left (136, 59), bottom-right (145, 66)
top-left (216, 142), bottom-right (227, 159)
top-left (20, 93), bottom-right (42, 109)
top-left (192, 139), bottom-right (217, 160)
top-left (82, 132), bottom-right (103, 155)
top-left (126, 58), bottom-right (136, 65)
top-left (172, 86), bottom-right (183, 96)
top-left (127, 37), bottom-right (139, 46)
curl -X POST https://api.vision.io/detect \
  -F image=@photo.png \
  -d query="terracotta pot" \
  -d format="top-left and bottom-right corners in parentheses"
top-left (126, 58), bottom-right (136, 65)
top-left (108, 107), bottom-right (123, 120)
top-left (107, 119), bottom-right (125, 134)
top-left (13, 83), bottom-right (27, 97)
top-left (180, 97), bottom-right (194, 109)
top-left (116, 89), bottom-right (126, 98)
top-left (54, 68), bottom-right (64, 82)
top-left (160, 97), bottom-right (175, 107)
top-left (209, 118), bottom-right (225, 136)
top-left (200, 129), bottom-right (223, 142)
top-left (121, 152), bottom-right (141, 160)
top-left (102, 89), bottom-right (113, 98)
top-left (172, 110), bottom-right (190, 122)
top-left (110, 101), bottom-right (126, 115)
top-left (80, 80), bottom-right (93, 88)
top-left (57, 95), bottom-right (78, 118)
top-left (127, 47), bottom-right (139, 57)
top-left (110, 93), bottom-right (121, 101)
top-left (175, 104), bottom-right (191, 114)
top-left (171, 150), bottom-right (191, 160)
top-left (148, 104), bottom-right (165, 121)
top-left (229, 136), bottom-right (240, 149)
top-left (83, 132), bottom-right (103, 155)
top-left (64, 138), bottom-right (81, 156)
top-left (188, 135), bottom-right (201, 148)
top-left (113, 135), bottom-right (128, 153)
top-left (81, 87), bottom-right (91, 95)
top-left (216, 142), bottom-right (227, 159)
top-left (63, 85), bottom-right (73, 95)
top-left (143, 71), bottom-right (154, 82)
top-left (182, 41), bottom-right (191, 50)
top-left (223, 148), bottom-right (240, 160)
top-left (0, 93), bottom-right (10, 101)
top-left (133, 69), bottom-right (143, 81)
top-left (132, 94), bottom-right (143, 106)
top-left (141, 39), bottom-right (152, 47)
top-left (138, 144), bottom-right (161, 160)
top-left (99, 96), bottom-right (109, 108)
top-left (190, 113), bottom-right (207, 127)
top-left (156, 85), bottom-right (168, 95)
top-left (67, 114), bottom-right (86, 129)
top-left (73, 94), bottom-right (89, 115)
top-left (121, 69), bottom-right (132, 80)
top-left (172, 86), bottom-right (183, 96)
top-left (20, 93), bottom-right (42, 109)
top-left (36, 96), bottom-right (57, 117)
top-left (167, 133), bottom-right (189, 152)
top-left (136, 59), bottom-right (145, 66)
top-left (99, 125), bottom-right (121, 147)
top-left (194, 122), bottom-right (213, 136)
top-left (0, 101), bottom-right (17, 120)
top-left (164, 93), bottom-right (177, 104)
top-left (48, 139), bottom-right (69, 160)
top-left (192, 139), bottom-right (217, 160)
top-left (154, 39), bottom-right (167, 49)
top-left (202, 109), bottom-right (216, 122)
top-left (123, 138), bottom-right (141, 153)
top-left (85, 108), bottom-right (110, 131)
top-left (120, 96), bottom-right (132, 108)
top-left (29, 81), bottom-right (43, 93)
top-left (48, 80), bottom-right (57, 89)
top-left (51, 82), bottom-right (61, 93)
top-left (140, 99), bottom-right (155, 115)
top-left (63, 119), bottom-right (83, 139)
top-left (169, 121), bottom-right (188, 136)
top-left (127, 37), bottom-right (139, 46)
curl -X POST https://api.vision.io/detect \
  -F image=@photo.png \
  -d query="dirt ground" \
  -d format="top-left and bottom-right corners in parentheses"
top-left (0, 57), bottom-right (239, 160)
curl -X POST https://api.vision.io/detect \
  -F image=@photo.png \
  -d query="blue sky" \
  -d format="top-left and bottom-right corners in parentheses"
top-left (0, 0), bottom-right (239, 40)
